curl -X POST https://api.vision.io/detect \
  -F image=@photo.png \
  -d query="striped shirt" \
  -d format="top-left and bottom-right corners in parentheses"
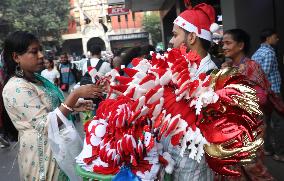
top-left (160, 54), bottom-right (216, 181)
top-left (252, 43), bottom-right (281, 93)
top-left (162, 136), bottom-right (213, 181)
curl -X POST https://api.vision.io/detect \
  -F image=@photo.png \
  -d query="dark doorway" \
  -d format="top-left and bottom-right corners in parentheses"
top-left (62, 39), bottom-right (83, 56)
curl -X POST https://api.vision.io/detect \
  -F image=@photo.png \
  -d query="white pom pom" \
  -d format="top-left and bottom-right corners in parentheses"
top-left (165, 164), bottom-right (174, 174)
top-left (95, 124), bottom-right (106, 138)
top-left (90, 135), bottom-right (101, 146)
top-left (156, 53), bottom-right (161, 59)
top-left (210, 23), bottom-right (219, 33)
top-left (163, 152), bottom-right (175, 174)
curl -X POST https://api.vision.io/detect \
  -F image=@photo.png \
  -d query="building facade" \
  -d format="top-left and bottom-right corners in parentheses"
top-left (62, 0), bottom-right (150, 56)
top-left (107, 0), bottom-right (149, 55)
top-left (62, 0), bottom-right (111, 56)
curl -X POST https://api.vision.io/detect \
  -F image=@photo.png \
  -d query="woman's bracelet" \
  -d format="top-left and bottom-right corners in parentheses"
top-left (61, 103), bottom-right (74, 112)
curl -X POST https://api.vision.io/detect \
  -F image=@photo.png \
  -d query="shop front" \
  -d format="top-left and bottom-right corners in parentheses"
top-left (109, 32), bottom-right (149, 54)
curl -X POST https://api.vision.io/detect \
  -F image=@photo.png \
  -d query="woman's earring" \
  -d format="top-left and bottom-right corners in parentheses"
top-left (15, 64), bottom-right (24, 77)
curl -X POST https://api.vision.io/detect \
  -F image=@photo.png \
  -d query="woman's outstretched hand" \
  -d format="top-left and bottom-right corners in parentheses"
top-left (73, 99), bottom-right (94, 112)
top-left (74, 84), bottom-right (105, 99)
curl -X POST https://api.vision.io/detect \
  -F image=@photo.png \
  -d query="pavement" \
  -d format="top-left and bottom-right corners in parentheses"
top-left (264, 155), bottom-right (284, 180)
top-left (1, 142), bottom-right (284, 181)
top-left (0, 142), bottom-right (19, 181)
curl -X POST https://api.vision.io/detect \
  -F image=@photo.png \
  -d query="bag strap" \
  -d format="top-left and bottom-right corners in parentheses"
top-left (95, 59), bottom-right (104, 72)
top-left (58, 64), bottom-right (62, 81)
top-left (54, 108), bottom-right (72, 126)
top-left (67, 64), bottom-right (71, 83)
top-left (85, 59), bottom-right (104, 78)
top-left (48, 111), bottom-right (60, 144)
top-left (87, 58), bottom-right (91, 67)
top-left (83, 59), bottom-right (92, 77)
top-left (48, 108), bottom-right (75, 147)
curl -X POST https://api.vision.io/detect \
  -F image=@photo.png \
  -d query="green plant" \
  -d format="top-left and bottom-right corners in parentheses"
top-left (142, 12), bottom-right (162, 46)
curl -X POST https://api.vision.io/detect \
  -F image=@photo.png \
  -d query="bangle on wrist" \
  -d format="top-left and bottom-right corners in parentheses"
top-left (61, 103), bottom-right (74, 112)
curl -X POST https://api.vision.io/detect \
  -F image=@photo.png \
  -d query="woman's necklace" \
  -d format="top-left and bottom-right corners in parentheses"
top-left (233, 56), bottom-right (247, 67)
top-left (26, 76), bottom-right (43, 85)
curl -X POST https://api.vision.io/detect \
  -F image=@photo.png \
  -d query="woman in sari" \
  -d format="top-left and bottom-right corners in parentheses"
top-left (222, 28), bottom-right (273, 181)
top-left (2, 31), bottom-right (103, 181)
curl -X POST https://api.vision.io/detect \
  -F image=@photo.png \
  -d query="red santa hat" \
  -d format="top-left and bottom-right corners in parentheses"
top-left (174, 3), bottom-right (219, 41)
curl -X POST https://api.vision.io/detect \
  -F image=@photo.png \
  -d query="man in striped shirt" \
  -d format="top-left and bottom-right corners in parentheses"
top-left (161, 3), bottom-right (218, 180)
top-left (252, 29), bottom-right (284, 162)
top-left (252, 29), bottom-right (281, 93)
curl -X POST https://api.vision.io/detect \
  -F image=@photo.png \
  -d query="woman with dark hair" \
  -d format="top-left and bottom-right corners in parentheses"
top-left (121, 46), bottom-right (142, 68)
top-left (222, 29), bottom-right (270, 91)
top-left (222, 28), bottom-right (274, 181)
top-left (121, 45), bottom-right (155, 70)
top-left (140, 44), bottom-right (155, 60)
top-left (2, 31), bottom-right (103, 180)
top-left (41, 56), bottom-right (60, 85)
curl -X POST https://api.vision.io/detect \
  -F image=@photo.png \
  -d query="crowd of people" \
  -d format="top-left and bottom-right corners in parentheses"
top-left (0, 2), bottom-right (283, 181)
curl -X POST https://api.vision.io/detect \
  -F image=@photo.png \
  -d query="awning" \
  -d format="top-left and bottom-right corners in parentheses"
top-left (125, 0), bottom-right (165, 12)
top-left (108, 32), bottom-right (149, 41)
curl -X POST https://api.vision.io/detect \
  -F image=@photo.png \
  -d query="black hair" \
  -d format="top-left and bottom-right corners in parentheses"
top-left (260, 28), bottom-right (276, 43)
top-left (140, 45), bottom-right (155, 59)
top-left (140, 45), bottom-right (155, 55)
top-left (61, 52), bottom-right (68, 57)
top-left (121, 47), bottom-right (141, 66)
top-left (44, 54), bottom-right (54, 61)
top-left (224, 28), bottom-right (251, 55)
top-left (89, 45), bottom-right (102, 56)
top-left (2, 31), bottom-right (39, 81)
top-left (183, 29), bottom-right (211, 52)
top-left (199, 38), bottom-right (211, 52)
top-left (44, 55), bottom-right (54, 68)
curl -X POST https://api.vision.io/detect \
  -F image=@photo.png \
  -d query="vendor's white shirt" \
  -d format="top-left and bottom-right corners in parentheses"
top-left (193, 53), bottom-right (217, 79)
top-left (41, 68), bottom-right (60, 84)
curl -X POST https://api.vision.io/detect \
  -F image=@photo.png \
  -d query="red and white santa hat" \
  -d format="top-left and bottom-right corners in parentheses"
top-left (174, 3), bottom-right (219, 41)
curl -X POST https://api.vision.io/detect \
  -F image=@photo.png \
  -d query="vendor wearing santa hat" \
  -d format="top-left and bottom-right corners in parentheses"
top-left (162, 3), bottom-right (219, 180)
top-left (169, 2), bottom-right (220, 72)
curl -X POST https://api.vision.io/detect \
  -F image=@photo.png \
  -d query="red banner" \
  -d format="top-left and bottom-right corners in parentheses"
top-left (108, 7), bottom-right (129, 16)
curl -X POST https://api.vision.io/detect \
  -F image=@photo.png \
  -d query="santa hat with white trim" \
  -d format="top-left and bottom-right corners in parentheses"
top-left (174, 3), bottom-right (219, 42)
